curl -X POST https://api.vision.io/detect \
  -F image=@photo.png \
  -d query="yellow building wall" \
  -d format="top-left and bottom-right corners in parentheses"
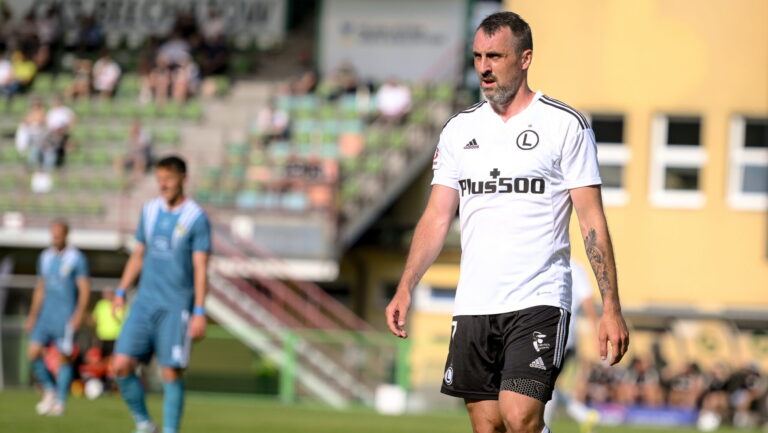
top-left (504, 0), bottom-right (768, 309)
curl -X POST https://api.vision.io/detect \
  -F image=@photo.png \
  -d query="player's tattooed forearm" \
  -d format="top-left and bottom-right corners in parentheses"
top-left (584, 228), bottom-right (613, 300)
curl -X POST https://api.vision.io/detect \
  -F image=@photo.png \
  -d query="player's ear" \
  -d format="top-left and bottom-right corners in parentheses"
top-left (520, 49), bottom-right (533, 70)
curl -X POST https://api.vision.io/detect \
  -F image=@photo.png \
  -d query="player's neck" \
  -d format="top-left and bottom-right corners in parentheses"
top-left (490, 85), bottom-right (535, 122)
top-left (164, 194), bottom-right (187, 211)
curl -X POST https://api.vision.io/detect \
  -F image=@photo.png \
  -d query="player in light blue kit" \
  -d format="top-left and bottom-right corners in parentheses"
top-left (26, 220), bottom-right (91, 416)
top-left (112, 156), bottom-right (211, 433)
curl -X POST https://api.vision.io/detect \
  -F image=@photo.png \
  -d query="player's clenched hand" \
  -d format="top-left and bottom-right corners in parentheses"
top-left (112, 295), bottom-right (125, 321)
top-left (188, 314), bottom-right (206, 340)
top-left (598, 309), bottom-right (629, 365)
top-left (385, 290), bottom-right (411, 339)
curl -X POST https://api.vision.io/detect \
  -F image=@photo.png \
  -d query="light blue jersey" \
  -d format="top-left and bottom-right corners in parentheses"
top-left (37, 246), bottom-right (89, 324)
top-left (134, 198), bottom-right (211, 309)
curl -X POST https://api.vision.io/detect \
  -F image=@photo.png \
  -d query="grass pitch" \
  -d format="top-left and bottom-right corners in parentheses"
top-left (0, 389), bottom-right (757, 433)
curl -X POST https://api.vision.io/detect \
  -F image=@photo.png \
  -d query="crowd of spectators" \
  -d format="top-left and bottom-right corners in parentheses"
top-left (0, 5), bottom-right (231, 102)
top-left (576, 357), bottom-right (768, 430)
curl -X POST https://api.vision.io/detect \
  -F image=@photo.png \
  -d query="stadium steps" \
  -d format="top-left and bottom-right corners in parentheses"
top-left (206, 273), bottom-right (352, 407)
top-left (207, 233), bottom-right (385, 406)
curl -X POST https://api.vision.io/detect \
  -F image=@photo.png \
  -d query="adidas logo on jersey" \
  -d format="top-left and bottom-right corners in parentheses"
top-left (529, 357), bottom-right (547, 370)
top-left (464, 139), bottom-right (479, 149)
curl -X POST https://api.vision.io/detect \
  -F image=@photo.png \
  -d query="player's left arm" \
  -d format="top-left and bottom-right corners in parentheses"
top-left (188, 251), bottom-right (209, 340)
top-left (570, 185), bottom-right (629, 365)
top-left (70, 256), bottom-right (92, 331)
top-left (188, 216), bottom-right (211, 340)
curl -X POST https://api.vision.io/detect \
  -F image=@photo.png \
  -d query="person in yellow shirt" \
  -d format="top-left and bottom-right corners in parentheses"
top-left (11, 50), bottom-right (36, 92)
top-left (92, 287), bottom-right (126, 358)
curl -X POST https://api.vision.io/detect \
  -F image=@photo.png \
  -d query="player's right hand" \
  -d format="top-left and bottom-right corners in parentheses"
top-left (112, 295), bottom-right (125, 321)
top-left (385, 289), bottom-right (411, 339)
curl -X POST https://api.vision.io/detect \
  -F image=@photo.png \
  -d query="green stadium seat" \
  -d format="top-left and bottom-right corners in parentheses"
top-left (213, 76), bottom-right (231, 95)
top-left (53, 74), bottom-right (74, 93)
top-left (182, 102), bottom-right (204, 121)
top-left (114, 100), bottom-right (140, 118)
top-left (364, 155), bottom-right (383, 174)
top-left (31, 73), bottom-right (55, 94)
top-left (118, 74), bottom-right (141, 97)
top-left (390, 130), bottom-right (407, 150)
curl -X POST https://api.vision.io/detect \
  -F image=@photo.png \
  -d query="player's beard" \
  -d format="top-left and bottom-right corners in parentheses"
top-left (482, 81), bottom-right (517, 106)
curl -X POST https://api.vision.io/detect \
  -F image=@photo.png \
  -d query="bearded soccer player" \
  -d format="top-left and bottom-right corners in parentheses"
top-left (385, 12), bottom-right (629, 433)
top-left (26, 220), bottom-right (91, 416)
top-left (112, 155), bottom-right (211, 433)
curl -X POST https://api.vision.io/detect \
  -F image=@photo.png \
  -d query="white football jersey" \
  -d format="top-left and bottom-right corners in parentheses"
top-left (432, 91), bottom-right (601, 316)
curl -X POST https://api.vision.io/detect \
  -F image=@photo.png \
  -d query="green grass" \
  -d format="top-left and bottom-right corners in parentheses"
top-left (0, 389), bottom-right (756, 433)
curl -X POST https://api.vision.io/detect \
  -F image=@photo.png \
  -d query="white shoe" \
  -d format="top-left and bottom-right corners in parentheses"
top-left (35, 390), bottom-right (56, 415)
top-left (47, 401), bottom-right (65, 416)
top-left (133, 421), bottom-right (158, 433)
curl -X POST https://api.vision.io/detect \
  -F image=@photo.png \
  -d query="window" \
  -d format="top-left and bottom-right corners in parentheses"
top-left (650, 115), bottom-right (707, 208)
top-left (589, 114), bottom-right (629, 206)
top-left (728, 116), bottom-right (768, 210)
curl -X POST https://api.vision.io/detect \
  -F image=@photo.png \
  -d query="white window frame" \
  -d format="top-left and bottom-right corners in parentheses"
top-left (587, 113), bottom-right (630, 206)
top-left (727, 116), bottom-right (768, 210)
top-left (413, 283), bottom-right (455, 313)
top-left (650, 114), bottom-right (707, 208)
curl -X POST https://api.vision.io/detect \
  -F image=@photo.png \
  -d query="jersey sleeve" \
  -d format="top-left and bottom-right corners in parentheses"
top-left (560, 128), bottom-right (602, 189)
top-left (134, 208), bottom-right (146, 244)
top-left (191, 213), bottom-right (212, 253)
top-left (75, 253), bottom-right (90, 278)
top-left (431, 127), bottom-right (460, 190)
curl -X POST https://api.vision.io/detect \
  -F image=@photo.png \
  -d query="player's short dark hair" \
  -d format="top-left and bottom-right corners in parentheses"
top-left (156, 155), bottom-right (187, 174)
top-left (477, 11), bottom-right (533, 55)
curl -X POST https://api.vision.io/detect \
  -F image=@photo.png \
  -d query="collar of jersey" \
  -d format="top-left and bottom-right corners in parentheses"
top-left (485, 90), bottom-right (543, 122)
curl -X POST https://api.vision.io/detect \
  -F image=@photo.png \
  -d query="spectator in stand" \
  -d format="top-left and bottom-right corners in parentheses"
top-left (117, 119), bottom-right (153, 181)
top-left (75, 14), bottom-right (104, 53)
top-left (68, 58), bottom-right (92, 100)
top-left (254, 98), bottom-right (290, 143)
top-left (326, 61), bottom-right (359, 99)
top-left (171, 54), bottom-right (199, 103)
top-left (91, 287), bottom-right (125, 360)
top-left (158, 31), bottom-right (191, 66)
top-left (15, 11), bottom-right (39, 49)
top-left (92, 51), bottom-right (121, 99)
top-left (35, 6), bottom-right (60, 71)
top-left (698, 362), bottom-right (732, 429)
top-left (616, 357), bottom-right (664, 406)
top-left (198, 33), bottom-right (230, 77)
top-left (668, 362), bottom-right (706, 409)
top-left (375, 78), bottom-right (412, 124)
top-left (36, 6), bottom-right (61, 47)
top-left (730, 364), bottom-right (767, 428)
top-left (173, 11), bottom-right (199, 41)
top-left (201, 8), bottom-right (226, 43)
top-left (16, 98), bottom-right (47, 168)
top-left (44, 96), bottom-right (76, 168)
top-left (0, 50), bottom-right (14, 96)
top-left (143, 54), bottom-right (173, 104)
top-left (11, 50), bottom-right (37, 93)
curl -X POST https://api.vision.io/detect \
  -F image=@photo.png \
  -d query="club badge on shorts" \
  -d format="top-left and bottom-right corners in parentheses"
top-left (533, 331), bottom-right (550, 352)
top-left (444, 366), bottom-right (454, 385)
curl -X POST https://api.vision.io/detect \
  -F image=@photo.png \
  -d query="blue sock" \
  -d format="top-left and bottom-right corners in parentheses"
top-left (56, 362), bottom-right (73, 403)
top-left (162, 379), bottom-right (185, 433)
top-left (115, 374), bottom-right (151, 424)
top-left (31, 357), bottom-right (55, 391)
